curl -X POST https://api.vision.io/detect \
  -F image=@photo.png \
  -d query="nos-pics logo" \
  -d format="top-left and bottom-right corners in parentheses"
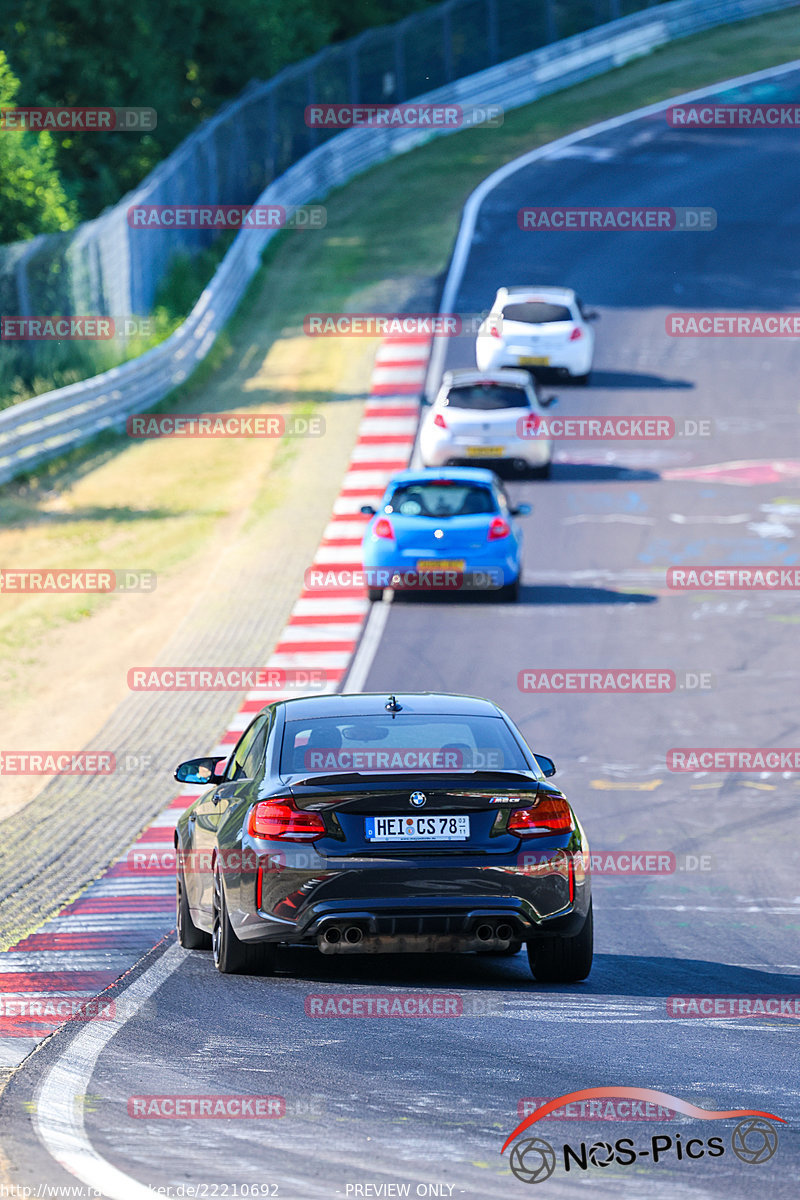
top-left (503, 1088), bottom-right (782, 1184)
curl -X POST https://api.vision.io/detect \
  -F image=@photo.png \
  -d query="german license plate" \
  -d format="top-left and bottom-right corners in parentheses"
top-left (466, 445), bottom-right (504, 456)
top-left (365, 815), bottom-right (470, 841)
top-left (415, 559), bottom-right (465, 571)
top-left (519, 355), bottom-right (550, 366)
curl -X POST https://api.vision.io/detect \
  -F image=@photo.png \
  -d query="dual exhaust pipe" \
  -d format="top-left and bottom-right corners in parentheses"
top-left (319, 924), bottom-right (363, 949)
top-left (476, 921), bottom-right (514, 943)
top-left (317, 919), bottom-right (516, 954)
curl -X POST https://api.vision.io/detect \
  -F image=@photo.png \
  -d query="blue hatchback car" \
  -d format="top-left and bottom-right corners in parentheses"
top-left (360, 467), bottom-right (530, 602)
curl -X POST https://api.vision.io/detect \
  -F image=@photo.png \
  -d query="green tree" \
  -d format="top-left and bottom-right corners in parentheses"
top-left (1, 0), bottom-right (334, 218)
top-left (0, 50), bottom-right (76, 241)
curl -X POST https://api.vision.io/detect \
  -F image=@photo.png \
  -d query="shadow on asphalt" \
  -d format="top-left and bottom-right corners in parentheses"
top-left (240, 948), bottom-right (800, 1000)
top-left (389, 587), bottom-right (656, 606)
top-left (199, 940), bottom-right (800, 998)
top-left (582, 369), bottom-right (695, 391)
top-left (548, 463), bottom-right (661, 482)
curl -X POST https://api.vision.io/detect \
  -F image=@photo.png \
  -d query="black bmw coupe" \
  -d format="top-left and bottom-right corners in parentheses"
top-left (174, 691), bottom-right (592, 981)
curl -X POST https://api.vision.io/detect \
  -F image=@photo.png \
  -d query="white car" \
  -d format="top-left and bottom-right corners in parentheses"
top-left (476, 286), bottom-right (597, 384)
top-left (419, 368), bottom-right (556, 478)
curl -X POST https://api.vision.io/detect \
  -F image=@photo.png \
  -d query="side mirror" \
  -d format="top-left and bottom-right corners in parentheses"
top-left (175, 756), bottom-right (227, 785)
top-left (584, 311), bottom-right (599, 321)
top-left (511, 503), bottom-right (532, 516)
top-left (541, 394), bottom-right (558, 408)
top-left (360, 504), bottom-right (376, 516)
top-left (535, 754), bottom-right (556, 778)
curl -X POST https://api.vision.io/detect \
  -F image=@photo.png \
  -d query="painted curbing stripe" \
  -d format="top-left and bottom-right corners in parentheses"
top-left (372, 366), bottom-right (428, 385)
top-left (313, 544), bottom-right (363, 564)
top-left (2, 333), bottom-right (429, 1073)
top-left (350, 442), bottom-right (414, 463)
top-left (375, 343), bottom-right (431, 363)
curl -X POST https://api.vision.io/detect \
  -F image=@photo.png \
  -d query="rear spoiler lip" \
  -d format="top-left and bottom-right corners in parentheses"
top-left (282, 769), bottom-right (541, 789)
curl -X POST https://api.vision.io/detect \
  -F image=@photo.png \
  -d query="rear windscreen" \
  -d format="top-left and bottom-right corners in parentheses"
top-left (443, 384), bottom-right (531, 410)
top-left (502, 302), bottom-right (572, 324)
top-left (385, 482), bottom-right (498, 519)
top-left (280, 713), bottom-right (530, 774)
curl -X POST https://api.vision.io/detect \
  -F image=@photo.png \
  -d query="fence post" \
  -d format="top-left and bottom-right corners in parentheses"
top-left (442, 4), bottom-right (454, 82)
top-left (487, 0), bottom-right (500, 66)
top-left (348, 41), bottom-right (360, 103)
top-left (307, 68), bottom-right (319, 151)
top-left (545, 0), bottom-right (558, 43)
top-left (394, 26), bottom-right (408, 101)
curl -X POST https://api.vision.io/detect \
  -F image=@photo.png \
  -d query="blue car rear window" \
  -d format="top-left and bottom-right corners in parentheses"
top-left (385, 483), bottom-right (498, 518)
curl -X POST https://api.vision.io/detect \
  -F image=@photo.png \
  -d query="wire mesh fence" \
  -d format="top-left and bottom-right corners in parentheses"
top-left (0, 0), bottom-right (652, 334)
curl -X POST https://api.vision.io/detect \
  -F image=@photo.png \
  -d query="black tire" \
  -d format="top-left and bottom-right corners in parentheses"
top-left (496, 576), bottom-right (520, 603)
top-left (572, 371), bottom-right (591, 387)
top-left (528, 902), bottom-right (593, 982)
top-left (212, 863), bottom-right (277, 975)
top-left (368, 587), bottom-right (384, 602)
top-left (176, 858), bottom-right (211, 950)
top-left (530, 460), bottom-right (552, 480)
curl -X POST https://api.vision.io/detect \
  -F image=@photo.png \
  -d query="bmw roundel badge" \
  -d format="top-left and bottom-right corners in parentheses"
top-left (409, 791), bottom-right (427, 807)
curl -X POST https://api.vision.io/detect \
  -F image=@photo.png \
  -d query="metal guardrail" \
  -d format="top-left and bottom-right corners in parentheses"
top-left (0, 0), bottom-right (796, 484)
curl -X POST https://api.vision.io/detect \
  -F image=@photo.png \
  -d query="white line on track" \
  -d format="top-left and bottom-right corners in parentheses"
top-left (34, 942), bottom-right (186, 1199)
top-left (424, 57), bottom-right (800, 400)
top-left (341, 600), bottom-right (392, 692)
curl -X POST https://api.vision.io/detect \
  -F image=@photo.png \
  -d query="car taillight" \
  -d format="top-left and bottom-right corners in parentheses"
top-left (490, 325), bottom-right (501, 339)
top-left (520, 413), bottom-right (540, 436)
top-left (569, 327), bottom-right (583, 341)
top-left (488, 516), bottom-right (511, 541)
top-left (248, 800), bottom-right (326, 842)
top-left (373, 517), bottom-right (394, 539)
top-left (433, 412), bottom-right (447, 429)
top-left (507, 796), bottom-right (573, 837)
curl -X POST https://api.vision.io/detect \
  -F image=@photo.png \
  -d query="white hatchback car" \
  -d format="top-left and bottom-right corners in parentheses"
top-left (419, 368), bottom-right (557, 478)
top-left (476, 286), bottom-right (597, 384)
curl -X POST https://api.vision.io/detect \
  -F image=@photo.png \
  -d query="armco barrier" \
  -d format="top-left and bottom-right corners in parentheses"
top-left (0, 0), bottom-right (796, 485)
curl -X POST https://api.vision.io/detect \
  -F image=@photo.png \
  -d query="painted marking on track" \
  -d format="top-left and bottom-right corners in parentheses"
top-left (663, 460), bottom-right (800, 486)
top-left (590, 779), bottom-right (664, 791)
